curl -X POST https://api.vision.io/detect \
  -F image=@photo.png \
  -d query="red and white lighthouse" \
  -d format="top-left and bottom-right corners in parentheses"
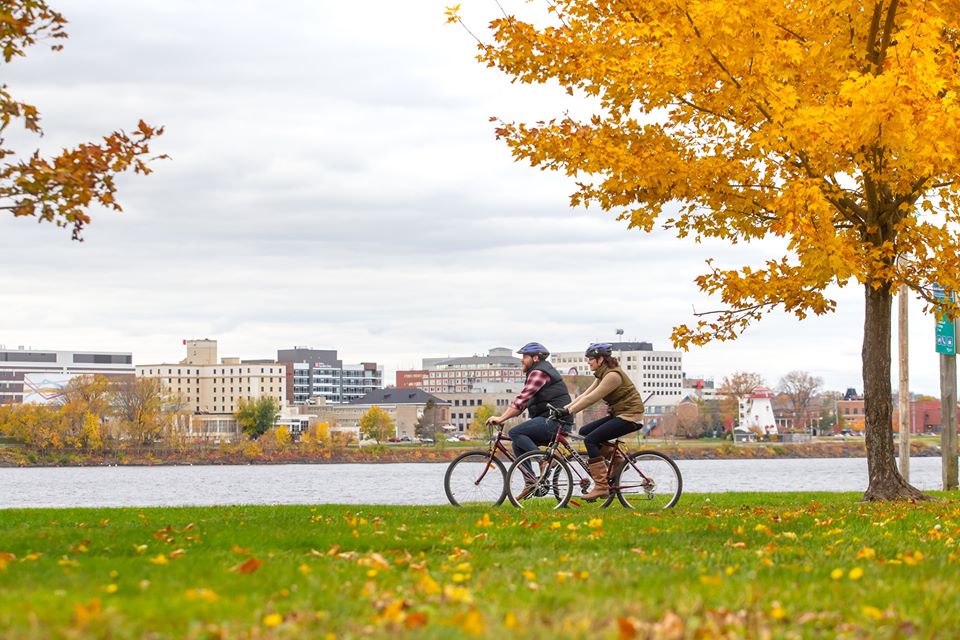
top-left (739, 386), bottom-right (778, 436)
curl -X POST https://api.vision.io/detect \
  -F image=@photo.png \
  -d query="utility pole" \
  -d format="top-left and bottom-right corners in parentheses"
top-left (898, 283), bottom-right (910, 482)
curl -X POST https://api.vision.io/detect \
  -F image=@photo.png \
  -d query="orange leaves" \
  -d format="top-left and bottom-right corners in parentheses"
top-left (230, 556), bottom-right (262, 574)
top-left (0, 1), bottom-right (67, 64)
top-left (0, 551), bottom-right (14, 571)
top-left (1, 2), bottom-right (164, 240)
top-left (71, 599), bottom-right (101, 628)
top-left (617, 611), bottom-right (685, 640)
top-left (2, 123), bottom-right (165, 239)
top-left (374, 599), bottom-right (430, 630)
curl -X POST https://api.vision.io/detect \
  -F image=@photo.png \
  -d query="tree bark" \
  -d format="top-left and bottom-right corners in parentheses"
top-left (862, 282), bottom-right (930, 501)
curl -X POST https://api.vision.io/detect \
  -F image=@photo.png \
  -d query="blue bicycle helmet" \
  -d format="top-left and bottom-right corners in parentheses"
top-left (517, 342), bottom-right (550, 356)
top-left (585, 342), bottom-right (613, 358)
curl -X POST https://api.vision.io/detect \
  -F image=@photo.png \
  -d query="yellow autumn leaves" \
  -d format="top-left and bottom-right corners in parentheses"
top-left (462, 0), bottom-right (960, 351)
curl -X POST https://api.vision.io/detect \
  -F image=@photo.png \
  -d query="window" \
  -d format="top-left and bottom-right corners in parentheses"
top-left (0, 351), bottom-right (56, 363)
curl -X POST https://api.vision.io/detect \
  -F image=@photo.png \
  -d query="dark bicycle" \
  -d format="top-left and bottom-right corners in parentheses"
top-left (506, 405), bottom-right (683, 510)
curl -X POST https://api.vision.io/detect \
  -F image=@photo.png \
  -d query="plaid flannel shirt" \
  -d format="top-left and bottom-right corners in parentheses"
top-left (509, 369), bottom-right (551, 412)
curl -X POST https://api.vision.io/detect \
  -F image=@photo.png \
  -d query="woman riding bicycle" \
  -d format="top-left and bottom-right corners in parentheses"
top-left (560, 343), bottom-right (645, 501)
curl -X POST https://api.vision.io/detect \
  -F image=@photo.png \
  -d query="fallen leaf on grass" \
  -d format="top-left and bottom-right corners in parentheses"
top-left (262, 613), bottom-right (283, 627)
top-left (454, 609), bottom-right (485, 636)
top-left (185, 588), bottom-right (219, 602)
top-left (72, 599), bottom-right (101, 627)
top-left (405, 611), bottom-right (428, 629)
top-left (617, 616), bottom-right (639, 639)
top-left (230, 557), bottom-right (262, 574)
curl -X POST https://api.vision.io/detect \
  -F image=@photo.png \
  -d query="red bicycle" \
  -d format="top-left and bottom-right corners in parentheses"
top-left (443, 422), bottom-right (515, 507)
top-left (505, 405), bottom-right (683, 510)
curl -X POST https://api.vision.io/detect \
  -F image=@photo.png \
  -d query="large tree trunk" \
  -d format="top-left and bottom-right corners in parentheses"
top-left (862, 283), bottom-right (929, 501)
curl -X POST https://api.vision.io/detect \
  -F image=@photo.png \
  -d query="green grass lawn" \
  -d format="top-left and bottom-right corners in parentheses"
top-left (1, 493), bottom-right (958, 638)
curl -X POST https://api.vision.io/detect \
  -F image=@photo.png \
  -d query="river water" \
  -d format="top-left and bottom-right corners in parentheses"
top-left (0, 457), bottom-right (947, 509)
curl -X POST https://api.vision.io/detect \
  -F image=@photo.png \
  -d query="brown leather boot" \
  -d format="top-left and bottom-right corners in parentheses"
top-left (581, 458), bottom-right (609, 502)
top-left (600, 442), bottom-right (626, 474)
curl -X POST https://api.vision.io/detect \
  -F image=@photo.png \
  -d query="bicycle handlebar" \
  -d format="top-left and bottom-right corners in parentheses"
top-left (546, 403), bottom-right (573, 423)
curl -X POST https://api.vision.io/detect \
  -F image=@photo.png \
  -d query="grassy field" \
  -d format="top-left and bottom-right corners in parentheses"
top-left (1, 493), bottom-right (958, 638)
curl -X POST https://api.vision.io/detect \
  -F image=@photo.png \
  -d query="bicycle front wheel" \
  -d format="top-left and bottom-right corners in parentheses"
top-left (614, 451), bottom-right (682, 510)
top-left (444, 451), bottom-right (507, 507)
top-left (506, 450), bottom-right (573, 510)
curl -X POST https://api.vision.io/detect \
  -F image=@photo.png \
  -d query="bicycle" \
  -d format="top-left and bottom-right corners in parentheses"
top-left (505, 405), bottom-right (683, 510)
top-left (443, 422), bottom-right (515, 507)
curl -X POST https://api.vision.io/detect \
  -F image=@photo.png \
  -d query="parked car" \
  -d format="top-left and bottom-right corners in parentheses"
top-left (399, 435), bottom-right (412, 442)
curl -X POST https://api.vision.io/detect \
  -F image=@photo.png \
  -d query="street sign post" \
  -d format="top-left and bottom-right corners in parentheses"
top-left (934, 285), bottom-right (956, 355)
top-left (934, 284), bottom-right (959, 490)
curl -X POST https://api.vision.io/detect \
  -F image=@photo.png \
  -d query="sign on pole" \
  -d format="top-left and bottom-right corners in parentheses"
top-left (934, 285), bottom-right (956, 356)
top-left (934, 284), bottom-right (959, 490)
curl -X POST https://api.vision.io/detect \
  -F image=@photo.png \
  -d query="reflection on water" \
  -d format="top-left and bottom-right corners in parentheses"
top-left (0, 457), bottom-right (946, 509)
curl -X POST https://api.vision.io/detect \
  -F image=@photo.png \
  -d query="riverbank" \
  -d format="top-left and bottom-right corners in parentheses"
top-left (0, 438), bottom-right (941, 467)
top-left (0, 493), bottom-right (957, 638)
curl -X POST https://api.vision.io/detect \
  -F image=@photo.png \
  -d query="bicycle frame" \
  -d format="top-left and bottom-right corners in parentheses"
top-left (523, 420), bottom-right (654, 494)
top-left (470, 424), bottom-right (515, 486)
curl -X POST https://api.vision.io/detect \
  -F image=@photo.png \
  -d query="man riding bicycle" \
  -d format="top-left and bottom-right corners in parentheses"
top-left (557, 342), bottom-right (645, 501)
top-left (485, 342), bottom-right (572, 495)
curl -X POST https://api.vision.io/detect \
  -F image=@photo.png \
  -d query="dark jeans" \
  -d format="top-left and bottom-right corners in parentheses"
top-left (579, 415), bottom-right (640, 459)
top-left (509, 416), bottom-right (569, 475)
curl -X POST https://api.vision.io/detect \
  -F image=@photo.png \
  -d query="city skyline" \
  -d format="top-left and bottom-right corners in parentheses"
top-left (0, 1), bottom-right (950, 396)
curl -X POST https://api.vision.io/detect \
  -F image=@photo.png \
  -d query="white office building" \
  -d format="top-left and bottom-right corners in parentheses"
top-left (553, 341), bottom-right (684, 399)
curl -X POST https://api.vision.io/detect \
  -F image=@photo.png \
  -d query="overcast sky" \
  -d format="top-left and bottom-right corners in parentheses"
top-left (0, 1), bottom-right (949, 395)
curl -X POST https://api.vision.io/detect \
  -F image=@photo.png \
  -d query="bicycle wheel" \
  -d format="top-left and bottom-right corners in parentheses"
top-left (614, 451), bottom-right (682, 510)
top-left (506, 450), bottom-right (573, 510)
top-left (444, 451), bottom-right (507, 507)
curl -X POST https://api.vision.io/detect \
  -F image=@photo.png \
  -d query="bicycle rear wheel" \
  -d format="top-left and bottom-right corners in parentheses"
top-left (506, 450), bottom-right (573, 510)
top-left (444, 451), bottom-right (507, 507)
top-left (614, 451), bottom-right (682, 510)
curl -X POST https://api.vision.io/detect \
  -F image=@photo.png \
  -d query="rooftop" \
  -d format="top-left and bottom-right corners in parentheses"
top-left (348, 389), bottom-right (449, 406)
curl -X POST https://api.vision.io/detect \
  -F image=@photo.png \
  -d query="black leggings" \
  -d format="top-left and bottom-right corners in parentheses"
top-left (579, 415), bottom-right (640, 459)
